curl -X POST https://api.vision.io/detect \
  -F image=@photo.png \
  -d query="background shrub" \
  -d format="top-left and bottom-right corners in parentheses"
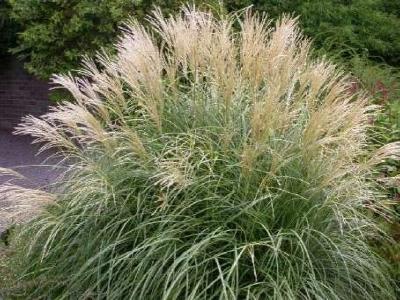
top-left (8, 0), bottom-right (147, 78)
top-left (0, 0), bottom-right (18, 57)
top-left (7, 0), bottom-right (218, 78)
top-left (223, 0), bottom-right (400, 67)
top-left (6, 1), bottom-right (400, 77)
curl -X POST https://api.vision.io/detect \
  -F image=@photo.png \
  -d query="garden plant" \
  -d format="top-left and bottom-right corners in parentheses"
top-left (1, 6), bottom-right (400, 299)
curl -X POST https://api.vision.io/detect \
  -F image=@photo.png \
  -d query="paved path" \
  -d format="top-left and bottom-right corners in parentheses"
top-left (0, 130), bottom-right (60, 233)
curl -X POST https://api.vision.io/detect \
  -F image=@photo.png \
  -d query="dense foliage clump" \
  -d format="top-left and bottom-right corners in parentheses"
top-left (7, 0), bottom-right (400, 78)
top-left (8, 0), bottom-right (139, 77)
top-left (224, 0), bottom-right (400, 67)
top-left (1, 7), bottom-right (399, 299)
top-left (7, 0), bottom-right (217, 78)
top-left (0, 1), bottom-right (18, 57)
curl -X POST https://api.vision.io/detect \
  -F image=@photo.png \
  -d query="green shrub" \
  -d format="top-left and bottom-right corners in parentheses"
top-left (8, 0), bottom-right (132, 77)
top-left (2, 7), bottom-right (399, 299)
top-left (8, 0), bottom-right (400, 78)
top-left (224, 0), bottom-right (400, 67)
top-left (0, 0), bottom-right (18, 57)
top-left (8, 0), bottom-right (217, 78)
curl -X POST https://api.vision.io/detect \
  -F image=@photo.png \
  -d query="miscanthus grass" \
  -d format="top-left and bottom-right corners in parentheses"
top-left (1, 6), bottom-right (399, 299)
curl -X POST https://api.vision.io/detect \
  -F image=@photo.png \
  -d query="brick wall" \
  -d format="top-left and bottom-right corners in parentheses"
top-left (0, 56), bottom-right (49, 130)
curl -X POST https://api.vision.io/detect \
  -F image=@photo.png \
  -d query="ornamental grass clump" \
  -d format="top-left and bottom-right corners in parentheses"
top-left (2, 6), bottom-right (399, 299)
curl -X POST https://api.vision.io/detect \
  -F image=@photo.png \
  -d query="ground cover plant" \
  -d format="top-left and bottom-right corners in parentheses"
top-left (1, 6), bottom-right (400, 299)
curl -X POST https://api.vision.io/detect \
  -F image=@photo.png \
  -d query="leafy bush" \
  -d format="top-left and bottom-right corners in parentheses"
top-left (224, 0), bottom-right (400, 67)
top-left (0, 0), bottom-right (18, 57)
top-left (7, 0), bottom-right (217, 78)
top-left (2, 7), bottom-right (399, 299)
top-left (8, 0), bottom-right (400, 78)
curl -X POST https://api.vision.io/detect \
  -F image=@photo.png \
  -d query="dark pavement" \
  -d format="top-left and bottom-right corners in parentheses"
top-left (0, 130), bottom-right (60, 232)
